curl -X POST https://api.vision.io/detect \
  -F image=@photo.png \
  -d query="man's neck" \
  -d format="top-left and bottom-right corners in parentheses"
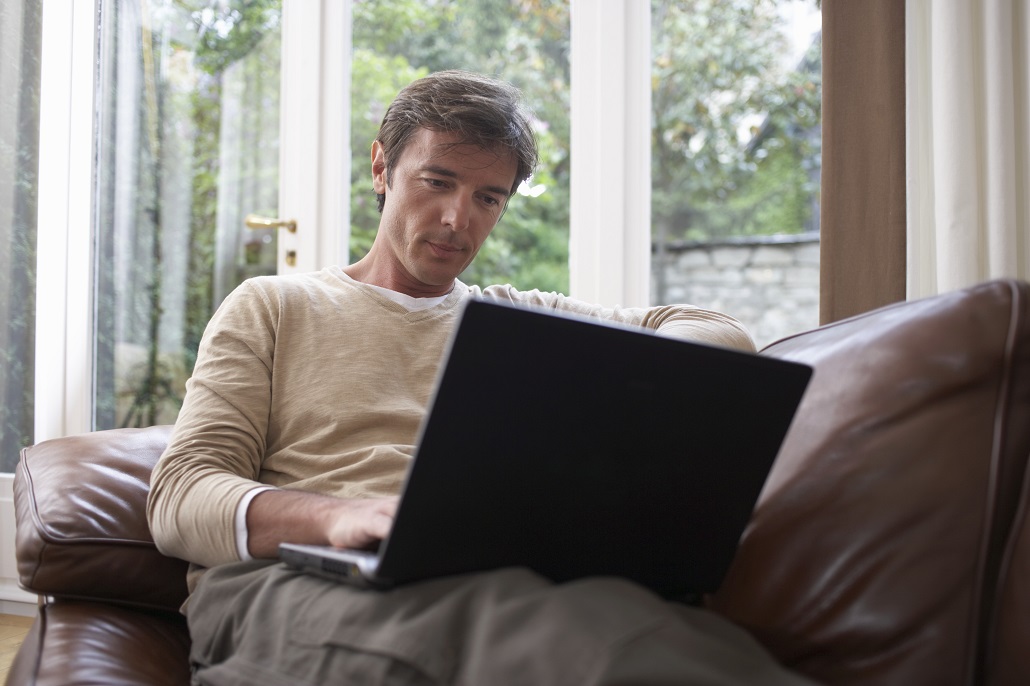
top-left (342, 256), bottom-right (454, 299)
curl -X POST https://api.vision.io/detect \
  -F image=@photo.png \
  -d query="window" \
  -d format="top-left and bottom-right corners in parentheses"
top-left (650, 0), bottom-right (821, 347)
top-left (0, 0), bottom-right (42, 472)
top-left (92, 0), bottom-right (283, 430)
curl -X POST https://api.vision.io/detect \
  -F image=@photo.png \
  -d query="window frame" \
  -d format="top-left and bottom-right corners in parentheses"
top-left (569, 0), bottom-right (651, 308)
top-left (35, 0), bottom-right (97, 443)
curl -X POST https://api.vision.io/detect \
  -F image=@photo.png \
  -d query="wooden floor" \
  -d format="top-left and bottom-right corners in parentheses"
top-left (0, 614), bottom-right (33, 682)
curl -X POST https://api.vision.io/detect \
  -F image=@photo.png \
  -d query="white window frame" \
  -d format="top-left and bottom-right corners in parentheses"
top-left (279, 1), bottom-right (350, 274)
top-left (569, 0), bottom-right (651, 308)
top-left (34, 0), bottom-right (98, 443)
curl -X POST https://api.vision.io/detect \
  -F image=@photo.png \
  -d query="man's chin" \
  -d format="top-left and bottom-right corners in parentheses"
top-left (417, 261), bottom-right (469, 284)
top-left (409, 252), bottom-right (476, 290)
top-left (409, 269), bottom-right (461, 294)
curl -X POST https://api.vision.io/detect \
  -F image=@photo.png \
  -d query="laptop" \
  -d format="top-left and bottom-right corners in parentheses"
top-left (279, 298), bottom-right (812, 598)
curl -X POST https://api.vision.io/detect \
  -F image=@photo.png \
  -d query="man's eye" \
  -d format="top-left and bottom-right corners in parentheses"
top-left (425, 178), bottom-right (447, 188)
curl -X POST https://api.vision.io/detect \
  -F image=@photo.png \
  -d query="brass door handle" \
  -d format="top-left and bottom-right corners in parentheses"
top-left (245, 214), bottom-right (297, 233)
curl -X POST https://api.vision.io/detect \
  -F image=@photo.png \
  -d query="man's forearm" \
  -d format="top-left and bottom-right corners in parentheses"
top-left (245, 489), bottom-right (397, 558)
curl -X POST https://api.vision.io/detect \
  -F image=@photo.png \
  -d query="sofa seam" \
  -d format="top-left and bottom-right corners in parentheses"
top-left (981, 279), bottom-right (1030, 683)
top-left (18, 447), bottom-right (47, 594)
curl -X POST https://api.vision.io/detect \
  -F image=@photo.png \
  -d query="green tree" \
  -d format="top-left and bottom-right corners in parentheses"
top-left (651, 0), bottom-right (821, 243)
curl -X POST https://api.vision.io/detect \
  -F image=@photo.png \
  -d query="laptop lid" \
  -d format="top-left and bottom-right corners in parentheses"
top-left (356, 298), bottom-right (812, 597)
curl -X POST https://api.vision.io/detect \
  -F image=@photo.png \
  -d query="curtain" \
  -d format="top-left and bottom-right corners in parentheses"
top-left (906, 1), bottom-right (1030, 298)
top-left (820, 0), bottom-right (907, 325)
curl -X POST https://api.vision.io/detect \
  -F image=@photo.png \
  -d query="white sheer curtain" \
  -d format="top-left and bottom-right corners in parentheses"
top-left (906, 0), bottom-right (1030, 298)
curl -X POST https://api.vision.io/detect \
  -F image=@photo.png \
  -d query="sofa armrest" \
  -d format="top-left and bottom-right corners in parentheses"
top-left (14, 425), bottom-right (189, 612)
top-left (5, 600), bottom-right (191, 686)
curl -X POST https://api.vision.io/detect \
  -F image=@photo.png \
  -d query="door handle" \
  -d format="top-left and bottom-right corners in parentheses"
top-left (245, 214), bottom-right (297, 233)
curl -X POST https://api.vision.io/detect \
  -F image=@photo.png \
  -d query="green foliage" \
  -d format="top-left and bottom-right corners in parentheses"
top-left (651, 0), bottom-right (821, 242)
top-left (184, 0), bottom-right (282, 75)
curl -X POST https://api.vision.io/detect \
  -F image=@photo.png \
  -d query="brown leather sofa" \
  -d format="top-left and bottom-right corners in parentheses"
top-left (8, 278), bottom-right (1030, 685)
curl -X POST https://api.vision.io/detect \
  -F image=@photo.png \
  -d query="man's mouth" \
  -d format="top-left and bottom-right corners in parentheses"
top-left (427, 241), bottom-right (464, 258)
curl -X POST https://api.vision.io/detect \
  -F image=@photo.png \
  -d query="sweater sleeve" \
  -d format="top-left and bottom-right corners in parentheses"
top-left (146, 280), bottom-right (279, 568)
top-left (478, 286), bottom-right (757, 352)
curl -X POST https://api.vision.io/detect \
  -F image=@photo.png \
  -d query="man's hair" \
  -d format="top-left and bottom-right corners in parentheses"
top-left (375, 70), bottom-right (538, 213)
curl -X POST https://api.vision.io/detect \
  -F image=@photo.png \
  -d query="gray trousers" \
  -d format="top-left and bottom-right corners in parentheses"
top-left (188, 561), bottom-right (815, 686)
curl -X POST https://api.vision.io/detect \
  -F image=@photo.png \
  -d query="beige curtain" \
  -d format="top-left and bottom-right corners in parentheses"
top-left (906, 1), bottom-right (1030, 298)
top-left (820, 0), bottom-right (907, 325)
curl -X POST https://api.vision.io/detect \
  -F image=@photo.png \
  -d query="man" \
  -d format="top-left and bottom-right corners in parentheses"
top-left (148, 70), bottom-right (812, 685)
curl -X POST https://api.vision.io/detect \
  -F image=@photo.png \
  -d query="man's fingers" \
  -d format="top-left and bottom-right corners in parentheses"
top-left (370, 511), bottom-right (394, 539)
top-left (327, 497), bottom-right (398, 549)
top-left (375, 497), bottom-right (399, 517)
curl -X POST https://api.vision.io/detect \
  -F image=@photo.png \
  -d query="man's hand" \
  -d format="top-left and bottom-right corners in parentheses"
top-left (245, 489), bottom-right (398, 559)
top-left (324, 496), bottom-right (398, 550)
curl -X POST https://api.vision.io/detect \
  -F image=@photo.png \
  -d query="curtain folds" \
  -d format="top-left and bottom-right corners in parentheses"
top-left (906, 0), bottom-right (1030, 298)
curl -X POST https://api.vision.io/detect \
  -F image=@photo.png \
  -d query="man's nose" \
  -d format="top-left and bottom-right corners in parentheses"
top-left (441, 194), bottom-right (471, 231)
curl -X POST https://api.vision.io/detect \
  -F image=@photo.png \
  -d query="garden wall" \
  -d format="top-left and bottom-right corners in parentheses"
top-left (652, 233), bottom-right (820, 350)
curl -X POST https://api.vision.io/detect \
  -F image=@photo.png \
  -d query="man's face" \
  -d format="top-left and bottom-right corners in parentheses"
top-left (371, 128), bottom-right (517, 297)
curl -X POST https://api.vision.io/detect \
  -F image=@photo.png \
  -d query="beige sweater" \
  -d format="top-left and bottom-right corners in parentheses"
top-left (147, 266), bottom-right (754, 570)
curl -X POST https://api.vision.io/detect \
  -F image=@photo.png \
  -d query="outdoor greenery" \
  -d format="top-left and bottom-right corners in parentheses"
top-left (652, 0), bottom-right (821, 245)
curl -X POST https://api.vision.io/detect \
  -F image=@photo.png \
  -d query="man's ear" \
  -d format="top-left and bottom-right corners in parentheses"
top-left (371, 141), bottom-right (387, 194)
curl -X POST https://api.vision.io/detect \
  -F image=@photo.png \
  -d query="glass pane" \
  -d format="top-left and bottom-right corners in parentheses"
top-left (651, 0), bottom-right (821, 348)
top-left (94, 0), bottom-right (281, 430)
top-left (350, 0), bottom-right (571, 293)
top-left (0, 0), bottom-right (42, 472)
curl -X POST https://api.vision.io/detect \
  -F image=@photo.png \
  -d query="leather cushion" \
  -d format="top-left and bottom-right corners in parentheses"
top-left (14, 425), bottom-right (189, 612)
top-left (6, 600), bottom-right (191, 686)
top-left (710, 279), bottom-right (1030, 686)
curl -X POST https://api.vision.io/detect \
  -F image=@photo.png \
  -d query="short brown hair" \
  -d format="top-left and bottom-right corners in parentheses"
top-left (375, 70), bottom-right (538, 213)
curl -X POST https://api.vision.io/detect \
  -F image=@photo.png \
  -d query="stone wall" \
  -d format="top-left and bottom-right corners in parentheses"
top-left (652, 233), bottom-right (820, 350)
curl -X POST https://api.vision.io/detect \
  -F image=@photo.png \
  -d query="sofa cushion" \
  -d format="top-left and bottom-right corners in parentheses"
top-left (14, 425), bottom-right (189, 612)
top-left (709, 279), bottom-right (1030, 686)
